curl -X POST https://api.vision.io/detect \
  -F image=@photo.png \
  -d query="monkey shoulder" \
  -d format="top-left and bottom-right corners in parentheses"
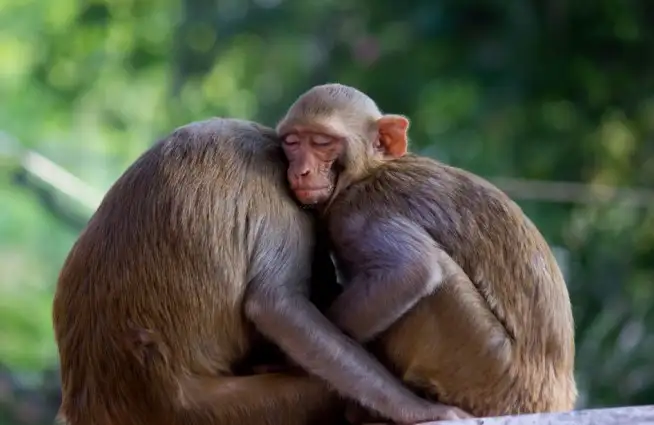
top-left (385, 156), bottom-right (531, 227)
top-left (331, 155), bottom-right (549, 270)
top-left (162, 118), bottom-right (283, 169)
top-left (94, 118), bottom-right (304, 271)
top-left (332, 155), bottom-right (534, 237)
top-left (326, 156), bottom-right (461, 238)
top-left (154, 119), bottom-right (294, 206)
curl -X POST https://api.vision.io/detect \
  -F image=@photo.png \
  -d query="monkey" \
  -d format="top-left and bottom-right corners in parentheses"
top-left (52, 117), bottom-right (471, 425)
top-left (276, 83), bottom-right (578, 420)
top-left (235, 225), bottom-right (342, 377)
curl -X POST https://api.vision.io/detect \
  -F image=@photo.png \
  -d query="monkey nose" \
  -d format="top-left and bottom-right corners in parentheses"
top-left (295, 167), bottom-right (311, 178)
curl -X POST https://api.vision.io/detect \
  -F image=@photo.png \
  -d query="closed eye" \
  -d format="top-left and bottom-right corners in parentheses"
top-left (311, 135), bottom-right (336, 146)
top-left (283, 134), bottom-right (300, 146)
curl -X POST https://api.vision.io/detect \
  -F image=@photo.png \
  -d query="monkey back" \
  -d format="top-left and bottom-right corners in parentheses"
top-left (52, 118), bottom-right (317, 424)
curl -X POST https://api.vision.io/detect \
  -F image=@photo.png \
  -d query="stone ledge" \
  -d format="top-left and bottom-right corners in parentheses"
top-left (429, 406), bottom-right (654, 425)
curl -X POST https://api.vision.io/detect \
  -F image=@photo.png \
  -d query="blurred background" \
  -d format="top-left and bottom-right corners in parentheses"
top-left (1, 0), bottom-right (654, 423)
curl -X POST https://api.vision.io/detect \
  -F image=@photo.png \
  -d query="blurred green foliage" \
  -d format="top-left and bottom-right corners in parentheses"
top-left (1, 0), bottom-right (654, 423)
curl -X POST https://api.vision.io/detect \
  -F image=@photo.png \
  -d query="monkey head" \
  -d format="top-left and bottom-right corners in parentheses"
top-left (277, 83), bottom-right (410, 206)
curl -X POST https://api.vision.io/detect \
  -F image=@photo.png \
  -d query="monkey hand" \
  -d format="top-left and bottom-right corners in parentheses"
top-left (346, 402), bottom-right (472, 425)
top-left (403, 403), bottom-right (474, 424)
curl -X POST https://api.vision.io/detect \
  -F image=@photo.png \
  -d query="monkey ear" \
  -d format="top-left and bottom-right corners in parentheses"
top-left (377, 115), bottom-right (409, 158)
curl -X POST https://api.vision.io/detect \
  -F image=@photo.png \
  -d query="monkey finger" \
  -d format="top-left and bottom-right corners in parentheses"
top-left (442, 406), bottom-right (474, 421)
top-left (399, 404), bottom-right (474, 425)
top-left (420, 405), bottom-right (474, 423)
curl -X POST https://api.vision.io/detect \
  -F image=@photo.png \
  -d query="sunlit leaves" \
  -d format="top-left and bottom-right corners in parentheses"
top-left (0, 37), bottom-right (36, 85)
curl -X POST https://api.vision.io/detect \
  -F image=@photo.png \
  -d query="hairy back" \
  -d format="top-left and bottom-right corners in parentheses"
top-left (327, 154), bottom-right (574, 367)
top-left (53, 118), bottom-right (310, 413)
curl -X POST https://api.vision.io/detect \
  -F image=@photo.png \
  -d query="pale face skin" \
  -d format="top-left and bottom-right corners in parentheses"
top-left (281, 115), bottom-right (409, 206)
top-left (282, 132), bottom-right (343, 205)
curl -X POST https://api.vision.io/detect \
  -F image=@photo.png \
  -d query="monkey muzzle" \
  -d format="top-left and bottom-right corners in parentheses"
top-left (293, 187), bottom-right (330, 206)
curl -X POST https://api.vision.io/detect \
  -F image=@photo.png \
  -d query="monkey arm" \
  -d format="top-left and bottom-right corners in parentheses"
top-left (328, 217), bottom-right (461, 344)
top-left (245, 287), bottom-right (473, 424)
top-left (240, 216), bottom-right (469, 424)
top-left (244, 287), bottom-right (444, 422)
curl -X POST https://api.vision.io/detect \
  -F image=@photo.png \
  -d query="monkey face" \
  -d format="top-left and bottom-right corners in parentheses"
top-left (282, 132), bottom-right (342, 206)
top-left (277, 83), bottom-right (411, 207)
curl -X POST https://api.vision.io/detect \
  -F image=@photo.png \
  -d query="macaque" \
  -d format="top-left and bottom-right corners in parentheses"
top-left (52, 118), bottom-right (468, 425)
top-left (277, 84), bottom-right (578, 420)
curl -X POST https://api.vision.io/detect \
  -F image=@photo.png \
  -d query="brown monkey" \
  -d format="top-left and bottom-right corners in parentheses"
top-left (277, 84), bottom-right (578, 419)
top-left (52, 118), bottom-right (468, 425)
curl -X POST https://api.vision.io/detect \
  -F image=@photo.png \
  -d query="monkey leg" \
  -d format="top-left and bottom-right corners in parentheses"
top-left (374, 274), bottom-right (515, 418)
top-left (61, 372), bottom-right (344, 425)
top-left (178, 372), bottom-right (345, 425)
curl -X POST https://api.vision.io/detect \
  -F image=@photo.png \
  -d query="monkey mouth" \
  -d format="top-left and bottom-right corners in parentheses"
top-left (294, 187), bottom-right (330, 205)
top-left (295, 187), bottom-right (329, 193)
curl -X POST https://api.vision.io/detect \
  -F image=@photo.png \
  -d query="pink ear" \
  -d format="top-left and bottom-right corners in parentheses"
top-left (377, 115), bottom-right (409, 158)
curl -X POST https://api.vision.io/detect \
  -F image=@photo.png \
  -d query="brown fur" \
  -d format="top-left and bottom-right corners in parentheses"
top-left (277, 83), bottom-right (578, 419)
top-left (52, 118), bottom-right (345, 425)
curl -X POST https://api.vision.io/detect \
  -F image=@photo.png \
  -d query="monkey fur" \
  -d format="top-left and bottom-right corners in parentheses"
top-left (53, 118), bottom-right (350, 425)
top-left (277, 83), bottom-right (578, 419)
